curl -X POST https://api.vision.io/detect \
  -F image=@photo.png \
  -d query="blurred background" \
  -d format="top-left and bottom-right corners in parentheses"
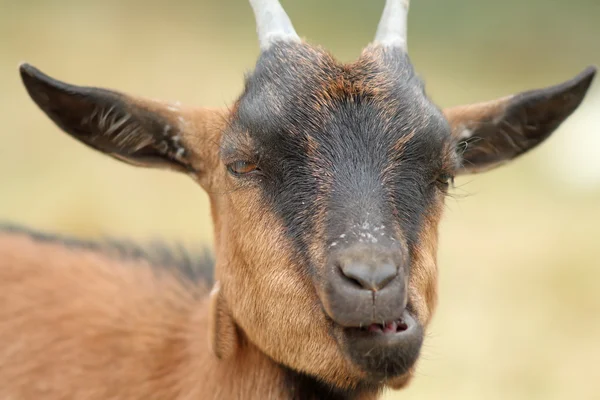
top-left (1, 0), bottom-right (599, 398)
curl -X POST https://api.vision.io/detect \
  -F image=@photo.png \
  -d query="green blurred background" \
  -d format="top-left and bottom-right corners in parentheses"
top-left (1, 0), bottom-right (600, 398)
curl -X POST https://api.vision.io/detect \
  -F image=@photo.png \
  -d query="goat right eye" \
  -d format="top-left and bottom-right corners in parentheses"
top-left (227, 161), bottom-right (258, 176)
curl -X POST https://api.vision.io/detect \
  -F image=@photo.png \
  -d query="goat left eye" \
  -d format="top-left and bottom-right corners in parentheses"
top-left (227, 161), bottom-right (258, 176)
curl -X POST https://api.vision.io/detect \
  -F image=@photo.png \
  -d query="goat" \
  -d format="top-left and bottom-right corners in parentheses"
top-left (0, 0), bottom-right (595, 399)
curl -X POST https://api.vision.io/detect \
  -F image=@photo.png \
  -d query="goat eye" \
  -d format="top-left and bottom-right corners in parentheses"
top-left (227, 161), bottom-right (258, 176)
top-left (436, 173), bottom-right (454, 188)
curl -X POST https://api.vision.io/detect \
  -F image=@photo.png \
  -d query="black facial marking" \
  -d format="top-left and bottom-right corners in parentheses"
top-left (282, 365), bottom-right (378, 400)
top-left (0, 223), bottom-right (214, 284)
top-left (224, 42), bottom-right (452, 271)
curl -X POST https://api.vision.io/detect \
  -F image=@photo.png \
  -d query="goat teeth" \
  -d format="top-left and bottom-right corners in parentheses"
top-left (383, 321), bottom-right (398, 333)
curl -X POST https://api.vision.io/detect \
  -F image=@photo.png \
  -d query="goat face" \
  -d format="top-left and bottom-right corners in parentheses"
top-left (219, 42), bottom-right (449, 387)
top-left (18, 0), bottom-right (595, 393)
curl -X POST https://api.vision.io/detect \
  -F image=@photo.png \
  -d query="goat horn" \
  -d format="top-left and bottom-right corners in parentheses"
top-left (249, 0), bottom-right (300, 50)
top-left (374, 0), bottom-right (410, 51)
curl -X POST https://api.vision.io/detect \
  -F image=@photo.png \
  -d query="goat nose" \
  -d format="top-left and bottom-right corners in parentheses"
top-left (340, 261), bottom-right (397, 291)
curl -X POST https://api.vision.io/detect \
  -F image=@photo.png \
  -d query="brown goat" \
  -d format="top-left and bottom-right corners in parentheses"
top-left (0, 0), bottom-right (596, 399)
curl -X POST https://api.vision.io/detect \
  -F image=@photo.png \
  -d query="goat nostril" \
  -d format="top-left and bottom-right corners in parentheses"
top-left (341, 273), bottom-right (364, 290)
top-left (339, 261), bottom-right (397, 291)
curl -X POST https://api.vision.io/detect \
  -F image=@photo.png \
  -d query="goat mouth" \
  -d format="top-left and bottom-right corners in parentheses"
top-left (362, 318), bottom-right (409, 334)
top-left (333, 311), bottom-right (424, 381)
top-left (340, 311), bottom-right (417, 340)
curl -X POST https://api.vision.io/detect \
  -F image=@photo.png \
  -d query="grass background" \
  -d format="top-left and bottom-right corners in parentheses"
top-left (1, 1), bottom-right (600, 398)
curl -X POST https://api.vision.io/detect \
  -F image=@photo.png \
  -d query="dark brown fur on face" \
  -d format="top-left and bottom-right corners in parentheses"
top-left (1, 2), bottom-right (596, 398)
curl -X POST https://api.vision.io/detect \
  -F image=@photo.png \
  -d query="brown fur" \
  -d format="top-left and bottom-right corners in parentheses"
top-left (0, 230), bottom-right (379, 400)
top-left (211, 183), bottom-right (369, 388)
top-left (208, 282), bottom-right (239, 359)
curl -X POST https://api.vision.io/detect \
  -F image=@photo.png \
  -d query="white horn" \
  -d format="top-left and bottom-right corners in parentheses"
top-left (374, 0), bottom-right (410, 51)
top-left (249, 0), bottom-right (300, 51)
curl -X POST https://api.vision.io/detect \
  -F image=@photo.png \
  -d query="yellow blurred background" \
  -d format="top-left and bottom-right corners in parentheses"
top-left (2, 0), bottom-right (600, 398)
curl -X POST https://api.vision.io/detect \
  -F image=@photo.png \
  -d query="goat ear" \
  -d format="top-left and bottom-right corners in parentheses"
top-left (208, 282), bottom-right (239, 360)
top-left (20, 63), bottom-right (220, 174)
top-left (444, 67), bottom-right (596, 174)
